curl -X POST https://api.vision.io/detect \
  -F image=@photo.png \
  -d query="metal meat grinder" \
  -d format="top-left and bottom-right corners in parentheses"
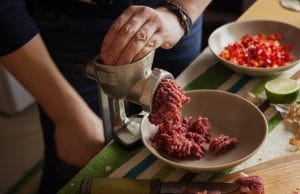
top-left (83, 52), bottom-right (173, 149)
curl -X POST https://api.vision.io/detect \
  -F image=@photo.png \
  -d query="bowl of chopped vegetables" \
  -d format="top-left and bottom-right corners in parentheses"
top-left (208, 20), bottom-right (300, 77)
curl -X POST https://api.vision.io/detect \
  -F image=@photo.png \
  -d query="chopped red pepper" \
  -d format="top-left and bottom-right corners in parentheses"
top-left (219, 33), bottom-right (294, 68)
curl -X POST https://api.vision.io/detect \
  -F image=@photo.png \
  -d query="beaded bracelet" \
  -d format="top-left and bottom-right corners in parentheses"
top-left (158, 0), bottom-right (193, 35)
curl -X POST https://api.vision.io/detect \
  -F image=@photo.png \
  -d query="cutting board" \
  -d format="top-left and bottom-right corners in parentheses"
top-left (216, 152), bottom-right (300, 194)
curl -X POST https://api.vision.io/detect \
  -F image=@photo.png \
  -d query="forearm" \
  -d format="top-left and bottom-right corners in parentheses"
top-left (174, 0), bottom-right (212, 22)
top-left (0, 34), bottom-right (93, 125)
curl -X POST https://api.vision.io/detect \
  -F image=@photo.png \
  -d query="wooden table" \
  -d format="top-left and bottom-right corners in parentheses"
top-left (59, 1), bottom-right (300, 193)
top-left (239, 0), bottom-right (300, 27)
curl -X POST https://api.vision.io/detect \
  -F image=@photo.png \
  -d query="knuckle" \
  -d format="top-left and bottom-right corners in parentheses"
top-left (122, 24), bottom-right (135, 35)
top-left (162, 42), bottom-right (172, 49)
top-left (147, 38), bottom-right (158, 48)
top-left (135, 29), bottom-right (148, 42)
top-left (112, 21), bottom-right (121, 31)
top-left (139, 6), bottom-right (151, 14)
top-left (129, 16), bottom-right (140, 24)
top-left (162, 40), bottom-right (175, 49)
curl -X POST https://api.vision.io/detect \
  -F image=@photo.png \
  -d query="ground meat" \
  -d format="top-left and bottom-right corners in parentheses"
top-left (187, 116), bottom-right (212, 143)
top-left (149, 79), bottom-right (210, 159)
top-left (149, 78), bottom-right (238, 159)
top-left (150, 116), bottom-right (210, 159)
top-left (209, 135), bottom-right (239, 155)
top-left (180, 175), bottom-right (264, 194)
top-left (235, 175), bottom-right (265, 194)
top-left (149, 79), bottom-right (190, 125)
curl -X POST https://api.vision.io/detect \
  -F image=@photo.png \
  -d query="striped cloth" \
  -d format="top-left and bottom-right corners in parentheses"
top-left (58, 48), bottom-right (300, 194)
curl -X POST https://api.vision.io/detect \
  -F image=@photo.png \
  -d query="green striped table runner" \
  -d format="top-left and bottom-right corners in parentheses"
top-left (59, 60), bottom-right (300, 194)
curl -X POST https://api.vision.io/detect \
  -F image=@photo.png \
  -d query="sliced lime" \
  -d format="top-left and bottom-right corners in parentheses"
top-left (265, 78), bottom-right (300, 104)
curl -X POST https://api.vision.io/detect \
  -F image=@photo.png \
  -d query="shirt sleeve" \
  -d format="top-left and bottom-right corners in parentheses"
top-left (0, 0), bottom-right (39, 56)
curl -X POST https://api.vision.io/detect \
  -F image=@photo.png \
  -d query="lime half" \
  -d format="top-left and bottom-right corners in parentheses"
top-left (265, 78), bottom-right (300, 104)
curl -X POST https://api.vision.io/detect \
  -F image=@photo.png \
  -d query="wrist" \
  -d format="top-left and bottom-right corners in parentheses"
top-left (156, 7), bottom-right (185, 37)
top-left (157, 0), bottom-right (193, 35)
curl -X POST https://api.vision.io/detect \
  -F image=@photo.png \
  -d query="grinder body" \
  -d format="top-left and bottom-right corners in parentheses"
top-left (83, 52), bottom-right (173, 148)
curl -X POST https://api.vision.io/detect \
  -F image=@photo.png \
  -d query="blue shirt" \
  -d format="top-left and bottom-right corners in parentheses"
top-left (0, 0), bottom-right (38, 56)
top-left (0, 0), bottom-right (158, 56)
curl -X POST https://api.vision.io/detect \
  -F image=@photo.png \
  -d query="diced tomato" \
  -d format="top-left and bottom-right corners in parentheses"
top-left (219, 32), bottom-right (294, 68)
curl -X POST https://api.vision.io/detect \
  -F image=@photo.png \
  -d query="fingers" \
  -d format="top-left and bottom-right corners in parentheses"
top-left (115, 19), bottom-right (158, 65)
top-left (132, 32), bottom-right (164, 62)
top-left (115, 12), bottom-right (173, 64)
top-left (101, 6), bottom-right (152, 65)
top-left (101, 6), bottom-right (184, 66)
top-left (131, 20), bottom-right (171, 62)
top-left (100, 8), bottom-right (134, 64)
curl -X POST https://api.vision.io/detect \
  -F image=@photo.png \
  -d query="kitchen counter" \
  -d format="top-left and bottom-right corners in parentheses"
top-left (59, 0), bottom-right (300, 193)
top-left (239, 0), bottom-right (300, 26)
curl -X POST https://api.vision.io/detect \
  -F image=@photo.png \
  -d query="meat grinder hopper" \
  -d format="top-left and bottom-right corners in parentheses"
top-left (83, 52), bottom-right (173, 149)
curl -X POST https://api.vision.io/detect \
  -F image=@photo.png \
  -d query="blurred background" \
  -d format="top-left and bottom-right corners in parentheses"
top-left (0, 0), bottom-right (255, 193)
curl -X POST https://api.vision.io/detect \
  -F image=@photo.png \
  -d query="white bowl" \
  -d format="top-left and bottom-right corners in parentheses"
top-left (141, 90), bottom-right (268, 172)
top-left (208, 20), bottom-right (300, 77)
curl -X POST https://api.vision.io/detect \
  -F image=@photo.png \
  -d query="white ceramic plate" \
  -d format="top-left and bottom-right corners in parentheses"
top-left (141, 90), bottom-right (268, 172)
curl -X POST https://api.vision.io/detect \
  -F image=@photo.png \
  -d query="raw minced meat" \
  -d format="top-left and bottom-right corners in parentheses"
top-left (149, 79), bottom-right (190, 125)
top-left (149, 79), bottom-right (238, 159)
top-left (209, 135), bottom-right (239, 155)
top-left (150, 116), bottom-right (211, 159)
top-left (236, 175), bottom-right (265, 194)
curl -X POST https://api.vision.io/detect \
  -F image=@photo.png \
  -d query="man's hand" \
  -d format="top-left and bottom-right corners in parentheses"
top-left (100, 6), bottom-right (185, 65)
top-left (54, 111), bottom-right (105, 167)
